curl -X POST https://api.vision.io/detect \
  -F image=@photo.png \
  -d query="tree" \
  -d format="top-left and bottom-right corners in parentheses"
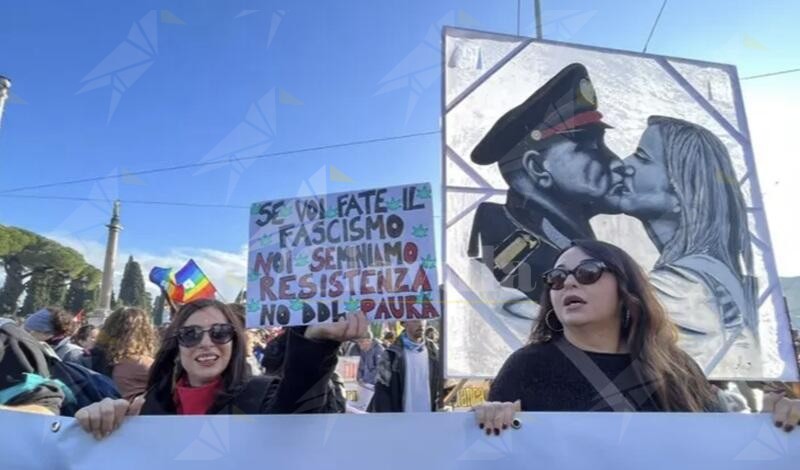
top-left (1, 225), bottom-right (92, 316)
top-left (20, 270), bottom-right (52, 316)
top-left (152, 293), bottom-right (166, 326)
top-left (64, 266), bottom-right (101, 313)
top-left (118, 256), bottom-right (147, 309)
top-left (234, 288), bottom-right (246, 304)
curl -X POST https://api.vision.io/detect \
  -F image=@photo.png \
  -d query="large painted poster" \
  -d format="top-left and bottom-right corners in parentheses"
top-left (443, 27), bottom-right (798, 381)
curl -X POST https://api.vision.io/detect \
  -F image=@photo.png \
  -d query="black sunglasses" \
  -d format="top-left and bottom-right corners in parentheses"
top-left (175, 323), bottom-right (235, 348)
top-left (543, 259), bottom-right (610, 291)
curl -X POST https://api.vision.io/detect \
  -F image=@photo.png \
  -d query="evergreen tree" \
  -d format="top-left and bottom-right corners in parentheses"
top-left (20, 270), bottom-right (51, 316)
top-left (118, 256), bottom-right (147, 308)
top-left (47, 273), bottom-right (69, 306)
top-left (152, 293), bottom-right (165, 326)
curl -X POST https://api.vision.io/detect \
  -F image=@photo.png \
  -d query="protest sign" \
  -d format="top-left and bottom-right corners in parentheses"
top-left (246, 183), bottom-right (440, 327)
top-left (1, 410), bottom-right (798, 469)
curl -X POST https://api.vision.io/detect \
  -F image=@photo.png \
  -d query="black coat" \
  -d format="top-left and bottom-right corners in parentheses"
top-left (141, 328), bottom-right (340, 415)
top-left (367, 338), bottom-right (442, 413)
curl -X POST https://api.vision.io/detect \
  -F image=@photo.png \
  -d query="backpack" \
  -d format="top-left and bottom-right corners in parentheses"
top-left (43, 346), bottom-right (121, 416)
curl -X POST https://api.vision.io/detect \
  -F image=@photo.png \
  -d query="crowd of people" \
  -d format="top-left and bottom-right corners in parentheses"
top-left (0, 241), bottom-right (799, 444)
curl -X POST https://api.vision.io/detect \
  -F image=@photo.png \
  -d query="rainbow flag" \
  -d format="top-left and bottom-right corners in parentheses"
top-left (148, 260), bottom-right (217, 303)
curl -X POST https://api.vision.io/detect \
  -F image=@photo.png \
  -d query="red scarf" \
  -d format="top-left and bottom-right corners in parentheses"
top-left (173, 376), bottom-right (222, 415)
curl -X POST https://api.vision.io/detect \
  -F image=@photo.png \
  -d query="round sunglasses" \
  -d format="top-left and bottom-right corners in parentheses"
top-left (542, 259), bottom-right (611, 290)
top-left (174, 323), bottom-right (235, 348)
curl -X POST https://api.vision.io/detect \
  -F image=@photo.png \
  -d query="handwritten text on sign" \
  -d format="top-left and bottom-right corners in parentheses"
top-left (246, 183), bottom-right (439, 327)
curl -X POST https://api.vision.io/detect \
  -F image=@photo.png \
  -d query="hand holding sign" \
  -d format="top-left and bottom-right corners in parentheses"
top-left (305, 310), bottom-right (368, 342)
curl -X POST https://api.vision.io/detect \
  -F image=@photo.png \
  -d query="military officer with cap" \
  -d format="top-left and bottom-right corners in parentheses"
top-left (468, 63), bottom-right (625, 302)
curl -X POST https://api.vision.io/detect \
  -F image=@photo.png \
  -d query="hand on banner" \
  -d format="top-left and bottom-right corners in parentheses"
top-left (473, 400), bottom-right (521, 436)
top-left (305, 310), bottom-right (368, 342)
top-left (74, 396), bottom-right (146, 440)
top-left (763, 392), bottom-right (800, 433)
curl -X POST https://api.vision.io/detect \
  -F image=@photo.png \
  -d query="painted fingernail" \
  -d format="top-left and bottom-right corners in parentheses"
top-left (775, 421), bottom-right (783, 428)
top-left (784, 425), bottom-right (794, 433)
top-left (502, 424), bottom-right (508, 430)
top-left (493, 428), bottom-right (500, 436)
top-left (479, 423), bottom-right (484, 429)
top-left (485, 428), bottom-right (491, 436)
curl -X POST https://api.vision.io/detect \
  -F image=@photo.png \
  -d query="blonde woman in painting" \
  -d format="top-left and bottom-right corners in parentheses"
top-left (618, 116), bottom-right (760, 377)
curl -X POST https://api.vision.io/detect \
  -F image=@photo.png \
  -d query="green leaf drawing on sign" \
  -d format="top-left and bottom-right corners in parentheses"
top-left (387, 198), bottom-right (402, 211)
top-left (247, 299), bottom-right (260, 312)
top-left (415, 290), bottom-right (430, 305)
top-left (289, 298), bottom-right (304, 311)
top-left (247, 270), bottom-right (260, 282)
top-left (250, 203), bottom-right (262, 215)
top-left (278, 205), bottom-right (293, 218)
top-left (260, 234), bottom-right (273, 246)
top-left (324, 207), bottom-right (339, 219)
top-left (345, 298), bottom-right (360, 312)
top-left (421, 255), bottom-right (436, 270)
top-left (412, 225), bottom-right (429, 237)
top-left (416, 185), bottom-right (432, 199)
top-left (294, 253), bottom-right (310, 267)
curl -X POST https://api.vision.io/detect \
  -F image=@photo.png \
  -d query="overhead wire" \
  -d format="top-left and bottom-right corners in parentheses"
top-left (642, 0), bottom-right (668, 53)
top-left (0, 129), bottom-right (440, 195)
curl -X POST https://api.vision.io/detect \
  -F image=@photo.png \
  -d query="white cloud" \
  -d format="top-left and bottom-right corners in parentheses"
top-left (46, 232), bottom-right (247, 303)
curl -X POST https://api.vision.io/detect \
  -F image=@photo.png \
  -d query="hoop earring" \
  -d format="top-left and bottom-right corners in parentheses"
top-left (545, 309), bottom-right (563, 332)
top-left (622, 308), bottom-right (631, 329)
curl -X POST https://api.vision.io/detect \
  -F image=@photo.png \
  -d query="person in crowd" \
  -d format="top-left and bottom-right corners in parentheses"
top-left (75, 299), bottom-right (367, 439)
top-left (369, 320), bottom-right (443, 413)
top-left (260, 324), bottom-right (347, 413)
top-left (425, 325), bottom-right (440, 344)
top-left (72, 324), bottom-right (98, 352)
top-left (90, 307), bottom-right (158, 400)
top-left (352, 331), bottom-right (384, 411)
top-left (381, 331), bottom-right (396, 349)
top-left (24, 307), bottom-right (88, 367)
top-left (0, 318), bottom-right (66, 415)
top-left (474, 240), bottom-right (800, 434)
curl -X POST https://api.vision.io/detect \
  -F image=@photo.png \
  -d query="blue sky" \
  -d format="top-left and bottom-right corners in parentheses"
top-left (1, 0), bottom-right (799, 298)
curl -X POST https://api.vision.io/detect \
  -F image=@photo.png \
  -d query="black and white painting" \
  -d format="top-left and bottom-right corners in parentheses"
top-left (443, 27), bottom-right (798, 381)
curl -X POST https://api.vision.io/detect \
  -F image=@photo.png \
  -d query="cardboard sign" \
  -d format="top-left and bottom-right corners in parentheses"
top-left (246, 183), bottom-right (440, 327)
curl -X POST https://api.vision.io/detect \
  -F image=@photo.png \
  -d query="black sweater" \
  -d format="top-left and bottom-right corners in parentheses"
top-left (488, 339), bottom-right (665, 412)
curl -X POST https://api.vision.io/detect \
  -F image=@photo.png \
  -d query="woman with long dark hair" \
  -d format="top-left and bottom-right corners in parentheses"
top-left (475, 240), bottom-right (799, 434)
top-left (76, 298), bottom-right (367, 439)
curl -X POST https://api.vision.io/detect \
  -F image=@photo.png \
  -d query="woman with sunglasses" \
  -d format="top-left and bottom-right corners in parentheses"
top-left (75, 298), bottom-right (368, 439)
top-left (475, 240), bottom-right (800, 434)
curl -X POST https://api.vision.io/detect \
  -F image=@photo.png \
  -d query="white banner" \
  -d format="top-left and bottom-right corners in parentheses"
top-left (1, 410), bottom-right (798, 469)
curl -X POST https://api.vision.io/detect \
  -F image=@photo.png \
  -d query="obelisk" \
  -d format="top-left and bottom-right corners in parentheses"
top-left (0, 76), bottom-right (11, 129)
top-left (98, 200), bottom-right (122, 313)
